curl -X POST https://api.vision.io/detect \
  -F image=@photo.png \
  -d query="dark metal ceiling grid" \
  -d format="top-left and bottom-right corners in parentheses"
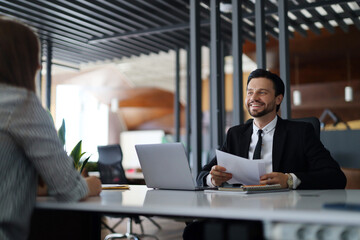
top-left (323, 4), bottom-right (349, 32)
top-left (265, 1), bottom-right (307, 37)
top-left (106, 0), bottom-right (190, 50)
top-left (89, 0), bottom-right (190, 47)
top-left (242, 0), bottom-right (282, 40)
top-left (43, 0), bottom-right (171, 56)
top-left (340, 2), bottom-right (360, 30)
top-left (91, 0), bottom-right (190, 54)
top-left (1, 0), bottom-right (359, 67)
top-left (299, 0), bottom-right (335, 33)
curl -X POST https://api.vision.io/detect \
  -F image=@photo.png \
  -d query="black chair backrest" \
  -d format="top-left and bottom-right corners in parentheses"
top-left (97, 144), bottom-right (128, 184)
top-left (291, 117), bottom-right (321, 139)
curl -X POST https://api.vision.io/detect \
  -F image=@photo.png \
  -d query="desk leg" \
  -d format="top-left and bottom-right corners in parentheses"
top-left (29, 209), bottom-right (101, 240)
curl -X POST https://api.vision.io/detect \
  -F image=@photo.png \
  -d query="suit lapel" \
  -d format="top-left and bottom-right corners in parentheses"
top-left (273, 117), bottom-right (287, 171)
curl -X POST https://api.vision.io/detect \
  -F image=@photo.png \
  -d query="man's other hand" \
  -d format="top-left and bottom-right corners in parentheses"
top-left (260, 172), bottom-right (288, 188)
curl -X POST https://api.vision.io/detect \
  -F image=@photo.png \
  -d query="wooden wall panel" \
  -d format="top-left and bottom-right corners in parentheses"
top-left (243, 25), bottom-right (360, 85)
top-left (291, 80), bottom-right (360, 123)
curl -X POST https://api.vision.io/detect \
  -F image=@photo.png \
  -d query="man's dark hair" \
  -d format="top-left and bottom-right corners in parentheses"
top-left (247, 69), bottom-right (285, 112)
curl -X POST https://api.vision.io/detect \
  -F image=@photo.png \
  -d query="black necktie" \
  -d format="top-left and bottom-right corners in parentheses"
top-left (253, 129), bottom-right (263, 159)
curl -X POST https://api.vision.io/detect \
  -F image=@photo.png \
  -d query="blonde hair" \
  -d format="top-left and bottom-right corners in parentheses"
top-left (0, 16), bottom-right (40, 92)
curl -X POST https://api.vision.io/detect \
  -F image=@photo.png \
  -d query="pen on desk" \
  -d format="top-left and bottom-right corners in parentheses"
top-left (101, 185), bottom-right (130, 190)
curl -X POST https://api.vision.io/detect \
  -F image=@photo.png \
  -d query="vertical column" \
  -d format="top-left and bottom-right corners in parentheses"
top-left (210, 0), bottom-right (223, 150)
top-left (232, 0), bottom-right (244, 125)
top-left (46, 39), bottom-right (52, 110)
top-left (220, 41), bottom-right (225, 143)
top-left (185, 46), bottom-right (191, 160)
top-left (190, 0), bottom-right (202, 178)
top-left (174, 47), bottom-right (181, 142)
top-left (278, 0), bottom-right (291, 119)
top-left (255, 0), bottom-right (266, 69)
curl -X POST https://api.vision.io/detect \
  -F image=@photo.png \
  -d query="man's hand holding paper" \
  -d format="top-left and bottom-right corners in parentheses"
top-left (215, 150), bottom-right (268, 185)
top-left (209, 165), bottom-right (232, 187)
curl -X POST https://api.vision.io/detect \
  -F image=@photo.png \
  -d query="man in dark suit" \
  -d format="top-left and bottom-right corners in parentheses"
top-left (197, 69), bottom-right (346, 190)
top-left (183, 69), bottom-right (346, 240)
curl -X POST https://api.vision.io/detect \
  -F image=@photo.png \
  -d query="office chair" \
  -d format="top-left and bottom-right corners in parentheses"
top-left (291, 117), bottom-right (320, 139)
top-left (98, 144), bottom-right (128, 185)
top-left (98, 144), bottom-right (161, 240)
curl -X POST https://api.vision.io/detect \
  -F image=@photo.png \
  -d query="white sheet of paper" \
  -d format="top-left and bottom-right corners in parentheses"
top-left (216, 150), bottom-right (267, 185)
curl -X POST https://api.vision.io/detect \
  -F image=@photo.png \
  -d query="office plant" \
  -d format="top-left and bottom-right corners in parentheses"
top-left (57, 119), bottom-right (90, 174)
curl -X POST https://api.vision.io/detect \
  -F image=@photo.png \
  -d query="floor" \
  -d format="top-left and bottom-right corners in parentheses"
top-left (101, 216), bottom-right (186, 240)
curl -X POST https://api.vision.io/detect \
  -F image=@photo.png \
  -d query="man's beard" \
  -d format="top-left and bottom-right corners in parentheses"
top-left (247, 101), bottom-right (276, 118)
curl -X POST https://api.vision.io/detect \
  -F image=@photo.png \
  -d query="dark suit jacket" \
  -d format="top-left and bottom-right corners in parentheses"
top-left (197, 117), bottom-right (346, 189)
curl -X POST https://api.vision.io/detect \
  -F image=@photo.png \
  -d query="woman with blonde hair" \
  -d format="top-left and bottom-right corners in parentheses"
top-left (0, 16), bottom-right (102, 240)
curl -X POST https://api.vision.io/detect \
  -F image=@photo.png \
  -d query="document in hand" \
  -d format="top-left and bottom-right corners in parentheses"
top-left (216, 150), bottom-right (269, 185)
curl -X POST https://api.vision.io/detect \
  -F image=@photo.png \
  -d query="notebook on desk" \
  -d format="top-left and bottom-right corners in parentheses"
top-left (205, 184), bottom-right (289, 194)
top-left (135, 143), bottom-right (214, 191)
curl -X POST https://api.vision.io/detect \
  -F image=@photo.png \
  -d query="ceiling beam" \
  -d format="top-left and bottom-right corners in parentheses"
top-left (89, 21), bottom-right (210, 44)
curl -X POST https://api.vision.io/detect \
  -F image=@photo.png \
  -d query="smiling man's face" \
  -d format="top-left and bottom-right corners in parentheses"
top-left (245, 77), bottom-right (283, 119)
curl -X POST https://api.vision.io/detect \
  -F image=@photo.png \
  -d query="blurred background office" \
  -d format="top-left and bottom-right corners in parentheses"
top-left (1, 0), bottom-right (360, 173)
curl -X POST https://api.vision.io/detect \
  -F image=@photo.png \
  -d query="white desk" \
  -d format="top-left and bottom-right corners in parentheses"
top-left (36, 185), bottom-right (360, 226)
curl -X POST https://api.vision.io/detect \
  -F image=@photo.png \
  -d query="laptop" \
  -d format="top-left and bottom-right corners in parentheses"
top-left (135, 143), bottom-right (213, 191)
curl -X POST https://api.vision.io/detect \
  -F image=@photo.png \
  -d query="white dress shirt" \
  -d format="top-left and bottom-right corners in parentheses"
top-left (250, 116), bottom-right (277, 172)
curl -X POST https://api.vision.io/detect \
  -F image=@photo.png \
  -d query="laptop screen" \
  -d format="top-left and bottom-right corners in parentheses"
top-left (135, 143), bottom-right (198, 190)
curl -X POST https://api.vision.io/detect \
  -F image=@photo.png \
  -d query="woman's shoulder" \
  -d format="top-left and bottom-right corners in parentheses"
top-left (0, 83), bottom-right (35, 102)
top-left (0, 83), bottom-right (44, 120)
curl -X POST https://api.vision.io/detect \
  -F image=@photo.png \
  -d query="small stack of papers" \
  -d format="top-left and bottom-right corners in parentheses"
top-left (205, 184), bottom-right (288, 194)
top-left (220, 184), bottom-right (282, 192)
top-left (101, 184), bottom-right (130, 190)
